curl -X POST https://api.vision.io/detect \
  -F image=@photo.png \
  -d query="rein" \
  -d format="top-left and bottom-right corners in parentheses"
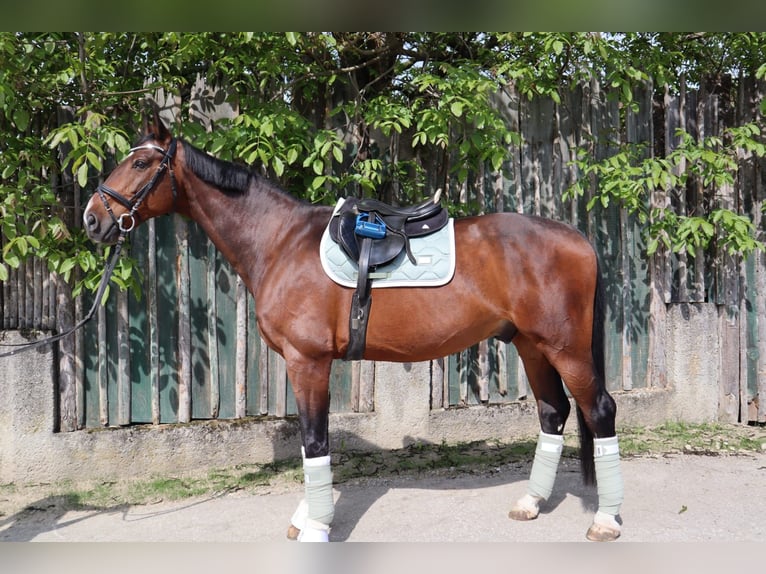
top-left (0, 139), bottom-right (177, 359)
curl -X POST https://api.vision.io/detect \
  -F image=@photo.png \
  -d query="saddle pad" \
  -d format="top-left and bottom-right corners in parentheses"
top-left (320, 198), bottom-right (456, 289)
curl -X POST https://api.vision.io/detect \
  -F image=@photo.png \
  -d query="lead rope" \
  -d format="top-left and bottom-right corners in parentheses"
top-left (0, 228), bottom-right (129, 359)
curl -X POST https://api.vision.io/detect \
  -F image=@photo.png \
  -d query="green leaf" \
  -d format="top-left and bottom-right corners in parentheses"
top-left (0, 262), bottom-right (7, 282)
top-left (272, 156), bottom-right (284, 177)
top-left (86, 151), bottom-right (102, 172)
top-left (12, 108), bottom-right (29, 131)
top-left (450, 101), bottom-right (463, 117)
top-left (77, 162), bottom-right (89, 188)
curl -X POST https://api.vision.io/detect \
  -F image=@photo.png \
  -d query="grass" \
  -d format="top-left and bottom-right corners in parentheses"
top-left (1, 422), bottom-right (764, 517)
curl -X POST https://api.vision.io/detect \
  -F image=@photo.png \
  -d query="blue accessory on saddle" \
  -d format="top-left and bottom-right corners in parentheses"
top-left (355, 212), bottom-right (387, 239)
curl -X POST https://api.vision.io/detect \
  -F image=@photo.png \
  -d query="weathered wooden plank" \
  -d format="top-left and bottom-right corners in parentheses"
top-left (477, 338), bottom-right (490, 402)
top-left (619, 207), bottom-right (634, 391)
top-left (756, 80), bottom-right (766, 423)
top-left (244, 292), bottom-right (259, 416)
top-left (757, 248), bottom-right (766, 422)
top-left (235, 276), bottom-right (247, 418)
top-left (97, 293), bottom-right (108, 426)
top-left (1, 236), bottom-right (8, 329)
top-left (359, 360), bottom-right (375, 413)
top-left (33, 257), bottom-right (42, 327)
top-left (329, 360), bottom-right (352, 413)
top-left (56, 274), bottom-right (77, 432)
top-left (719, 304), bottom-right (741, 422)
top-left (147, 219), bottom-right (161, 424)
top-left (116, 287), bottom-right (131, 425)
top-left (351, 360), bottom-right (361, 412)
top-left (17, 260), bottom-right (25, 328)
top-left (258, 334), bottom-right (269, 415)
top-left (430, 358), bottom-right (444, 409)
top-left (74, 274), bottom-right (85, 429)
top-left (273, 350), bottom-right (288, 417)
top-left (207, 241), bottom-right (220, 418)
top-left (176, 219), bottom-right (192, 423)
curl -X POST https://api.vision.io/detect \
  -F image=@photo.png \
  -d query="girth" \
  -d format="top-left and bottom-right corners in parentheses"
top-left (328, 191), bottom-right (447, 360)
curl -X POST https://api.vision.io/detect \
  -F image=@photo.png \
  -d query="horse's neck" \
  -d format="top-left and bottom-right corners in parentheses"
top-left (180, 176), bottom-right (302, 294)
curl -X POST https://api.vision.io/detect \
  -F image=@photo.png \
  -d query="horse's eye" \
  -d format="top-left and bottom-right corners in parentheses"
top-left (133, 159), bottom-right (148, 170)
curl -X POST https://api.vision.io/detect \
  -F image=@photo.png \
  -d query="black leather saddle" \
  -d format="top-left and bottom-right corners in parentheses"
top-left (328, 191), bottom-right (447, 360)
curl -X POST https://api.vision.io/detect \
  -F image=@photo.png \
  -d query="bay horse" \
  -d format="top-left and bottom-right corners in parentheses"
top-left (83, 112), bottom-right (624, 542)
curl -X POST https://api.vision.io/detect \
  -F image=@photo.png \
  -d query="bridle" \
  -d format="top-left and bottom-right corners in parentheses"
top-left (0, 139), bottom-right (178, 359)
top-left (96, 138), bottom-right (178, 235)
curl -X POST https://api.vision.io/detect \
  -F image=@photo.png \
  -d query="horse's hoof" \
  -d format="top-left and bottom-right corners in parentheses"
top-left (508, 508), bottom-right (538, 521)
top-left (286, 525), bottom-right (301, 540)
top-left (586, 512), bottom-right (621, 542)
top-left (508, 493), bottom-right (541, 521)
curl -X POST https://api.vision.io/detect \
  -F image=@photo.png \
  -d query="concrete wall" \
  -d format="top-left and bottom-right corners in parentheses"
top-left (0, 303), bottom-right (722, 486)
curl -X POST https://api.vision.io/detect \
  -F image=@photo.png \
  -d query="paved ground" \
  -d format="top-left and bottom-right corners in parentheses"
top-left (1, 452), bottom-right (764, 543)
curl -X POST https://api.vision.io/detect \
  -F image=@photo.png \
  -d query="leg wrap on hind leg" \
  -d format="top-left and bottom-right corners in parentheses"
top-left (586, 436), bottom-right (624, 541)
top-left (593, 436), bottom-right (623, 516)
top-left (527, 432), bottom-right (564, 500)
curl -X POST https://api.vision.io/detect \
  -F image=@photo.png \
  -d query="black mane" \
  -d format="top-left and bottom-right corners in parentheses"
top-left (135, 134), bottom-right (253, 195)
top-left (181, 140), bottom-right (253, 195)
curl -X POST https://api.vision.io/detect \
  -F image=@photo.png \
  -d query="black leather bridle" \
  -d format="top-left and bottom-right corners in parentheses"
top-left (96, 138), bottom-right (178, 235)
top-left (0, 139), bottom-right (178, 358)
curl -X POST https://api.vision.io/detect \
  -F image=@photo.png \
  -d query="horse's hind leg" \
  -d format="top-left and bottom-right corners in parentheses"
top-left (509, 336), bottom-right (571, 522)
top-left (556, 357), bottom-right (623, 541)
top-left (544, 347), bottom-right (623, 542)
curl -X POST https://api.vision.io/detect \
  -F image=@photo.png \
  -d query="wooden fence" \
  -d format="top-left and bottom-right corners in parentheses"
top-left (1, 76), bottom-right (764, 430)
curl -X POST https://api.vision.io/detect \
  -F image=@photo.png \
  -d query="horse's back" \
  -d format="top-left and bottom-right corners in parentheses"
top-left (454, 211), bottom-right (597, 276)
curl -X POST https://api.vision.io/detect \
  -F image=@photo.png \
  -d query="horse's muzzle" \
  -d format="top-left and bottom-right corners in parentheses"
top-left (83, 210), bottom-right (120, 245)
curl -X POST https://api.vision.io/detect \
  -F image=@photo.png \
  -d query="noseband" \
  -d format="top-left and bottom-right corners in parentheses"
top-left (96, 138), bottom-right (178, 234)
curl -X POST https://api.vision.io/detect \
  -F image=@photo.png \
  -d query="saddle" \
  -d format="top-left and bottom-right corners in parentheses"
top-left (328, 190), bottom-right (448, 360)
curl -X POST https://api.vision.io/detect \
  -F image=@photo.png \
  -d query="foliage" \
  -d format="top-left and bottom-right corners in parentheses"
top-left (567, 123), bottom-right (766, 257)
top-left (1, 32), bottom-right (765, 297)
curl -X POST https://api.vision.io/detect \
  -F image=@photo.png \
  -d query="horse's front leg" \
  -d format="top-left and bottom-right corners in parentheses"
top-left (284, 354), bottom-right (335, 542)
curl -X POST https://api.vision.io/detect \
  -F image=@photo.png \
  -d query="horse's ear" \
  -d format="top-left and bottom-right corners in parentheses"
top-left (143, 103), bottom-right (171, 143)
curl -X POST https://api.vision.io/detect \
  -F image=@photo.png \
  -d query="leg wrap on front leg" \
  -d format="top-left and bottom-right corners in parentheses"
top-left (528, 432), bottom-right (563, 500)
top-left (509, 432), bottom-right (563, 521)
top-left (587, 436), bottom-right (623, 542)
top-left (294, 451), bottom-right (334, 542)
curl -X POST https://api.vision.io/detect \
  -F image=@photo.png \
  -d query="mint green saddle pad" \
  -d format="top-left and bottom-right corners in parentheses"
top-left (319, 198), bottom-right (456, 288)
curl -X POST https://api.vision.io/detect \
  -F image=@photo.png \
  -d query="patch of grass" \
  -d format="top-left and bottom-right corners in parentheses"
top-left (618, 421), bottom-right (766, 456)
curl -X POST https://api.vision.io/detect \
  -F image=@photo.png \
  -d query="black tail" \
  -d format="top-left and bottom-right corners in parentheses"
top-left (577, 257), bottom-right (606, 486)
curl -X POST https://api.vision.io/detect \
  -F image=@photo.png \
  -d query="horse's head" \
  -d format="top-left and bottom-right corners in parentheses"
top-left (83, 110), bottom-right (179, 244)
